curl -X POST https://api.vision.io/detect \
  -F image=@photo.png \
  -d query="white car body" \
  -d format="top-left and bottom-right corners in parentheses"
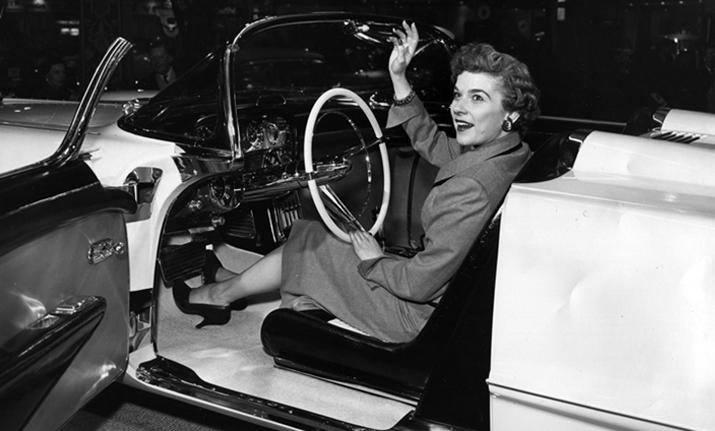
top-left (0, 98), bottom-right (182, 294)
top-left (3, 13), bottom-right (715, 431)
top-left (492, 125), bottom-right (715, 430)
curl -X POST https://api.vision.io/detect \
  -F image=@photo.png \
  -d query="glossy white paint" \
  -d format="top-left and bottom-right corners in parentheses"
top-left (0, 100), bottom-right (183, 292)
top-left (0, 126), bottom-right (64, 174)
top-left (661, 108), bottom-right (715, 136)
top-left (82, 123), bottom-right (182, 291)
top-left (491, 131), bottom-right (715, 430)
top-left (489, 385), bottom-right (682, 431)
top-left (0, 99), bottom-right (124, 129)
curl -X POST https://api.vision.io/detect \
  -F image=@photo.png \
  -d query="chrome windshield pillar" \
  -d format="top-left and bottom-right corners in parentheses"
top-left (221, 43), bottom-right (242, 161)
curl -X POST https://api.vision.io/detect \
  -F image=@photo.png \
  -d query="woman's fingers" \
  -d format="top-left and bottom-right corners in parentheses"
top-left (393, 28), bottom-right (407, 45)
top-left (389, 21), bottom-right (419, 75)
top-left (406, 22), bottom-right (419, 50)
top-left (350, 230), bottom-right (367, 242)
top-left (349, 230), bottom-right (384, 261)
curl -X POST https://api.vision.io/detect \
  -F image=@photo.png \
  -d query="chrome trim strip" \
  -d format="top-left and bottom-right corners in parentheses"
top-left (57, 37), bottom-right (132, 166)
top-left (653, 107), bottom-right (671, 126)
top-left (222, 44), bottom-right (241, 160)
top-left (487, 382), bottom-right (694, 431)
top-left (136, 356), bottom-right (405, 431)
top-left (537, 115), bottom-right (626, 127)
top-left (171, 155), bottom-right (234, 182)
top-left (0, 37), bottom-right (132, 181)
top-left (0, 120), bottom-right (102, 134)
top-left (568, 129), bottom-right (591, 145)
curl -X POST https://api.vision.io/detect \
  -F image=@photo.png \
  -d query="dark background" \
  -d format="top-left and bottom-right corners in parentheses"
top-left (2, 0), bottom-right (715, 123)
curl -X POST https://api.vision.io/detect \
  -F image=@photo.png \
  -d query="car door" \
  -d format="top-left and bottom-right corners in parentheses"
top-left (0, 38), bottom-right (135, 431)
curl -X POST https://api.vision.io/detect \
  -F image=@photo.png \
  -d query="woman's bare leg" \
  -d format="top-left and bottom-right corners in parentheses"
top-left (189, 245), bottom-right (284, 306)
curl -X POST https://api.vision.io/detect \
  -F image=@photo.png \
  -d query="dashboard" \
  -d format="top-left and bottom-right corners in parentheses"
top-left (242, 115), bottom-right (293, 153)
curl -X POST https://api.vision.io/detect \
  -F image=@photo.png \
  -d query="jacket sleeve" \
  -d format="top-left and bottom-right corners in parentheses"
top-left (357, 176), bottom-right (494, 303)
top-left (386, 96), bottom-right (460, 168)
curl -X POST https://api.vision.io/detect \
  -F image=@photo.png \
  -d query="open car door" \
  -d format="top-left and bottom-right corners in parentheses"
top-left (0, 39), bottom-right (135, 431)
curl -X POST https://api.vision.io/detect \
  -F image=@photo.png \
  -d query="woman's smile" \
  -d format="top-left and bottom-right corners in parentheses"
top-left (454, 119), bottom-right (474, 132)
top-left (450, 71), bottom-right (512, 147)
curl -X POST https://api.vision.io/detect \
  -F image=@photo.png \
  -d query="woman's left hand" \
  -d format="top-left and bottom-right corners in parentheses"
top-left (349, 230), bottom-right (384, 261)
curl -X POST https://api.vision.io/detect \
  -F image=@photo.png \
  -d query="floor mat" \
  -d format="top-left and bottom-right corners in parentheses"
top-left (156, 246), bottom-right (414, 429)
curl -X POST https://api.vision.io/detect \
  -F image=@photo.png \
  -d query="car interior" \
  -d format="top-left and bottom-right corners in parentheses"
top-left (136, 99), bottom-right (584, 429)
top-left (115, 14), bottom-right (633, 428)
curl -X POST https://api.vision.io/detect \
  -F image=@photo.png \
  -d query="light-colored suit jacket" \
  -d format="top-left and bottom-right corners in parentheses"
top-left (357, 96), bottom-right (531, 303)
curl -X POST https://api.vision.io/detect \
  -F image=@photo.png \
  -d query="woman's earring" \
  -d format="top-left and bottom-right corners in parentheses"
top-left (501, 118), bottom-right (514, 132)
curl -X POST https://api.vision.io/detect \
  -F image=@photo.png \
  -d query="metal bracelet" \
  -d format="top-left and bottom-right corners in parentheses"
top-left (393, 90), bottom-right (416, 106)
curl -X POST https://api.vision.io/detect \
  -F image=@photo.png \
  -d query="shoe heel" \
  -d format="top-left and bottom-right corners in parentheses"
top-left (172, 280), bottom-right (232, 328)
top-left (195, 310), bottom-right (231, 328)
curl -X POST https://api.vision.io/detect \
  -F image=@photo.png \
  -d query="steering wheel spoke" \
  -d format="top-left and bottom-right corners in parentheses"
top-left (318, 185), bottom-right (366, 233)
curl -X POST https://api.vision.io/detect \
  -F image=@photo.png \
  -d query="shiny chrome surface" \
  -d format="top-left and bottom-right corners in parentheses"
top-left (0, 38), bottom-right (132, 181)
top-left (122, 167), bottom-right (163, 222)
top-left (87, 238), bottom-right (127, 264)
top-left (653, 107), bottom-right (670, 126)
top-left (53, 295), bottom-right (102, 315)
top-left (136, 356), bottom-right (425, 431)
top-left (488, 384), bottom-right (689, 431)
top-left (172, 154), bottom-right (235, 182)
top-left (3, 212), bottom-right (130, 431)
top-left (222, 44), bottom-right (241, 161)
top-left (57, 37), bottom-right (132, 166)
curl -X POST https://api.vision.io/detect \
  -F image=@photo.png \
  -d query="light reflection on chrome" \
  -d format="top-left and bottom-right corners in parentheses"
top-left (134, 356), bottom-right (450, 431)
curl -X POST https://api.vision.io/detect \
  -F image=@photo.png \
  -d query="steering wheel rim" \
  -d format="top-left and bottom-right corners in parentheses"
top-left (304, 87), bottom-right (391, 242)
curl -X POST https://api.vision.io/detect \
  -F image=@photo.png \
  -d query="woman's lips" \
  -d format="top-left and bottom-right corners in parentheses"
top-left (455, 120), bottom-right (473, 132)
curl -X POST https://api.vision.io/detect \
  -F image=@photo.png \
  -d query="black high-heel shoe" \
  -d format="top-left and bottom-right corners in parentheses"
top-left (203, 252), bottom-right (247, 311)
top-left (172, 280), bottom-right (231, 328)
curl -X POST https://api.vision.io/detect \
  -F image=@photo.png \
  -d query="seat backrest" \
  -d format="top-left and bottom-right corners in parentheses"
top-left (403, 210), bottom-right (502, 354)
top-left (401, 136), bottom-right (557, 355)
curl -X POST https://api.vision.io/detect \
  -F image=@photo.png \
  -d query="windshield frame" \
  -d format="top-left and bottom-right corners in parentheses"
top-left (119, 13), bottom-right (455, 161)
top-left (226, 13), bottom-right (455, 160)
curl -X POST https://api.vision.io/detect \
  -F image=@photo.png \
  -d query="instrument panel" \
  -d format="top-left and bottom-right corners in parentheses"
top-left (242, 115), bottom-right (293, 153)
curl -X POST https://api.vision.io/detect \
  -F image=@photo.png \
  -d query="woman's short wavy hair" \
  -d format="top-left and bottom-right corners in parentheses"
top-left (450, 43), bottom-right (540, 134)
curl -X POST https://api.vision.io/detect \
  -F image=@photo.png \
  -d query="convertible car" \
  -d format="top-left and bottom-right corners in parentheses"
top-left (1, 13), bottom-right (714, 431)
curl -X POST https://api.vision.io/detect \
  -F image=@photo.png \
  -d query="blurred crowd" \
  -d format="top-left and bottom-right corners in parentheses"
top-left (3, 0), bottom-right (715, 125)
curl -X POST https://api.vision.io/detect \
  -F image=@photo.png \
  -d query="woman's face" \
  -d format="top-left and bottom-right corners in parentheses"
top-left (450, 71), bottom-right (515, 147)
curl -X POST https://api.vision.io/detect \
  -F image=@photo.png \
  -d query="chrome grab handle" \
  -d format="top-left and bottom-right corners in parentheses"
top-left (88, 238), bottom-right (127, 264)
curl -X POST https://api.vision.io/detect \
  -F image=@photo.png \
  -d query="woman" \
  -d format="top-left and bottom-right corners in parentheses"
top-left (174, 22), bottom-right (539, 343)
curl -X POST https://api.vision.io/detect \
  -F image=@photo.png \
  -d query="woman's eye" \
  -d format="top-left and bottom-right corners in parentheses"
top-left (452, 92), bottom-right (460, 100)
top-left (471, 94), bottom-right (483, 102)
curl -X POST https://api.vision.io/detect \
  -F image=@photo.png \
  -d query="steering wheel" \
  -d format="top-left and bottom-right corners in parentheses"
top-left (303, 87), bottom-right (391, 242)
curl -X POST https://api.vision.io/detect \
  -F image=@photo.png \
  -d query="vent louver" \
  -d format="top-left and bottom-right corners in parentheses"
top-left (651, 131), bottom-right (702, 144)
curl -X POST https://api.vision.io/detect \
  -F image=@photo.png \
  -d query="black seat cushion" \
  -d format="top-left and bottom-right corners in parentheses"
top-left (260, 135), bottom-right (564, 400)
top-left (260, 214), bottom-right (502, 400)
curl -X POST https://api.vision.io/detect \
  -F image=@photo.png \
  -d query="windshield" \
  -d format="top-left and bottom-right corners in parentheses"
top-left (235, 18), bottom-right (454, 100)
top-left (120, 16), bottom-right (454, 151)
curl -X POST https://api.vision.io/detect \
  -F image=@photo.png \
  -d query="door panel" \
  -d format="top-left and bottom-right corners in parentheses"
top-left (0, 296), bottom-right (106, 431)
top-left (0, 160), bottom-right (133, 431)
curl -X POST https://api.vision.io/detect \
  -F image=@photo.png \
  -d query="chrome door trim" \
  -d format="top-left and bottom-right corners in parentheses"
top-left (87, 238), bottom-right (127, 264)
top-left (0, 38), bottom-right (132, 182)
top-left (136, 356), bottom-right (450, 431)
top-left (487, 382), bottom-right (693, 431)
top-left (57, 37), bottom-right (132, 166)
top-left (221, 44), bottom-right (241, 161)
top-left (136, 356), bottom-right (371, 430)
